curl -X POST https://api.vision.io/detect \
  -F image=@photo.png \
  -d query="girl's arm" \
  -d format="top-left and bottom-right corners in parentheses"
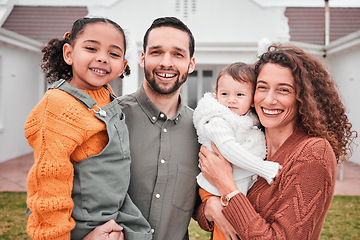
top-left (25, 92), bottom-right (85, 239)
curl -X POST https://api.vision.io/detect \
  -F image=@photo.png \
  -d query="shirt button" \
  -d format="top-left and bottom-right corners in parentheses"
top-left (252, 175), bottom-right (258, 181)
top-left (151, 229), bottom-right (155, 233)
top-left (152, 116), bottom-right (156, 120)
top-left (160, 159), bottom-right (165, 164)
top-left (160, 113), bottom-right (165, 118)
top-left (156, 194), bottom-right (161, 198)
top-left (163, 128), bottom-right (167, 133)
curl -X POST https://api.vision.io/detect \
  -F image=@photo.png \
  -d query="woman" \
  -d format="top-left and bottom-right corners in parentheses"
top-left (196, 44), bottom-right (357, 240)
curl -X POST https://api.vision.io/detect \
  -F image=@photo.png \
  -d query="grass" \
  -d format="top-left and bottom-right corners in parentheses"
top-left (319, 195), bottom-right (360, 240)
top-left (0, 192), bottom-right (29, 240)
top-left (0, 192), bottom-right (358, 240)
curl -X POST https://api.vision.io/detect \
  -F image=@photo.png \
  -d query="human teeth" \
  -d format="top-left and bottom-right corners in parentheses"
top-left (158, 73), bottom-right (175, 78)
top-left (263, 108), bottom-right (282, 114)
top-left (92, 68), bottom-right (107, 74)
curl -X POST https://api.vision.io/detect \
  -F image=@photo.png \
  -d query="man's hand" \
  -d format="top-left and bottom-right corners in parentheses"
top-left (83, 219), bottom-right (124, 240)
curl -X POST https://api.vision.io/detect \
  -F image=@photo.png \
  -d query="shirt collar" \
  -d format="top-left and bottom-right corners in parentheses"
top-left (135, 84), bottom-right (183, 124)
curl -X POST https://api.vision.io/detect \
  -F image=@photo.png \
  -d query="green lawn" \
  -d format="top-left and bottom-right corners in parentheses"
top-left (0, 192), bottom-right (358, 240)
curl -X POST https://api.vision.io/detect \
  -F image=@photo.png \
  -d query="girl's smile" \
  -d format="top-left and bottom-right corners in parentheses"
top-left (63, 22), bottom-right (128, 90)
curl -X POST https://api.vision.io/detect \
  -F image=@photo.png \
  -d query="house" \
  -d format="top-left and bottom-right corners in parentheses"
top-left (1, 0), bottom-right (359, 164)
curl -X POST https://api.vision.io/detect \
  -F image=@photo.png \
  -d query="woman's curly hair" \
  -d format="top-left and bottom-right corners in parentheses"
top-left (41, 17), bottom-right (131, 84)
top-left (254, 44), bottom-right (357, 163)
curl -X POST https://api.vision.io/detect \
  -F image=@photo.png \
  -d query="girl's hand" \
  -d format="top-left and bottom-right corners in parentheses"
top-left (204, 196), bottom-right (239, 240)
top-left (199, 143), bottom-right (237, 195)
top-left (83, 219), bottom-right (124, 240)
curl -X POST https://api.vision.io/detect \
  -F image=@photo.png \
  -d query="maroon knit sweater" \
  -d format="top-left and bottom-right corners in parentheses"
top-left (196, 128), bottom-right (337, 240)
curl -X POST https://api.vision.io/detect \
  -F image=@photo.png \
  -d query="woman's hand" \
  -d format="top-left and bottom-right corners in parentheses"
top-left (83, 219), bottom-right (124, 240)
top-left (205, 196), bottom-right (239, 240)
top-left (199, 143), bottom-right (237, 195)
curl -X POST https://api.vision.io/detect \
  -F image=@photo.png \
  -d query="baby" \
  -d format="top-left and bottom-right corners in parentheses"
top-left (193, 62), bottom-right (280, 240)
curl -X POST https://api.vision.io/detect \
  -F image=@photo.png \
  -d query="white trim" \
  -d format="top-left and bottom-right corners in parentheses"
top-left (288, 41), bottom-right (325, 56)
top-left (253, 0), bottom-right (360, 7)
top-left (289, 30), bottom-right (360, 57)
top-left (136, 41), bottom-right (258, 53)
top-left (17, 0), bottom-right (119, 6)
top-left (195, 42), bottom-right (258, 53)
top-left (0, 28), bottom-right (43, 52)
top-left (326, 30), bottom-right (360, 55)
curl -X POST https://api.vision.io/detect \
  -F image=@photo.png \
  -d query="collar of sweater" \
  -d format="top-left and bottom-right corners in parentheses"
top-left (81, 86), bottom-right (112, 108)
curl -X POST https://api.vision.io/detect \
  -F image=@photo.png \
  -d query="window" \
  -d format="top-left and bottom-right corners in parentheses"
top-left (182, 67), bottom-right (216, 109)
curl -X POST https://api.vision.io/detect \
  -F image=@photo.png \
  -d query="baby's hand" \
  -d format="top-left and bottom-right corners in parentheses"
top-left (83, 219), bottom-right (124, 240)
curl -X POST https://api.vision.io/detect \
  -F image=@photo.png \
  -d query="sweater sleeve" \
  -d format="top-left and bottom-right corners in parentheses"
top-left (196, 201), bottom-right (215, 232)
top-left (203, 117), bottom-right (279, 184)
top-left (25, 92), bottom-right (88, 240)
top-left (221, 139), bottom-right (337, 240)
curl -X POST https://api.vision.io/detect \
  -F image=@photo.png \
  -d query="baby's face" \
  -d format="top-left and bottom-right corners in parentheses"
top-left (216, 74), bottom-right (254, 116)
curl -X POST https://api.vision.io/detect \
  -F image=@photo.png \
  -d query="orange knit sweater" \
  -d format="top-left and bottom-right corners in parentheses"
top-left (25, 86), bottom-right (112, 240)
top-left (196, 128), bottom-right (337, 240)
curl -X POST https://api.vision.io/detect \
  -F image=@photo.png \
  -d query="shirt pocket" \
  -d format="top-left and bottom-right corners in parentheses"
top-left (172, 164), bottom-right (198, 212)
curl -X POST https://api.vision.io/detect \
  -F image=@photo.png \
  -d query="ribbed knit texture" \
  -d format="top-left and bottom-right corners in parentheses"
top-left (194, 92), bottom-right (279, 197)
top-left (196, 128), bottom-right (337, 240)
top-left (25, 86), bottom-right (112, 240)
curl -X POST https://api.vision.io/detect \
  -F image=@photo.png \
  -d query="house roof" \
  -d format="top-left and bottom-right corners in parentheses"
top-left (285, 7), bottom-right (360, 45)
top-left (1, 6), bottom-right (88, 44)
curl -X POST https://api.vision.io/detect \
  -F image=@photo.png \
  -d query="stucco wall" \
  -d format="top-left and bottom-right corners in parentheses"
top-left (1, 0), bottom-right (358, 165)
top-left (0, 41), bottom-right (43, 162)
top-left (87, 0), bottom-right (290, 94)
top-left (327, 46), bottom-right (360, 164)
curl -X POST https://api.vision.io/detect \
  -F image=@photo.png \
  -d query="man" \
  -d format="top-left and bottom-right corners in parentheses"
top-left (119, 17), bottom-right (200, 240)
top-left (82, 17), bottom-right (200, 240)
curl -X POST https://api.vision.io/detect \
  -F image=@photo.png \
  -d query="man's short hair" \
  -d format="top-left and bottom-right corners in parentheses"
top-left (143, 17), bottom-right (195, 58)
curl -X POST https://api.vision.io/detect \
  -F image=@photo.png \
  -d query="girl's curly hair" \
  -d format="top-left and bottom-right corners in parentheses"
top-left (254, 44), bottom-right (357, 163)
top-left (41, 17), bottom-right (131, 84)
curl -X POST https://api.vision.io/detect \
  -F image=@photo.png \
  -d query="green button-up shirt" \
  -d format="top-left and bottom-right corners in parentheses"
top-left (118, 85), bottom-right (200, 240)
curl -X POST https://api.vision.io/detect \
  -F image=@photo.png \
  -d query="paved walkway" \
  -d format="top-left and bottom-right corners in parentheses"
top-left (0, 152), bottom-right (359, 195)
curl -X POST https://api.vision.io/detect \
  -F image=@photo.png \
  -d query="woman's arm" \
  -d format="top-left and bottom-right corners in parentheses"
top-left (199, 139), bottom-right (337, 239)
top-left (197, 195), bottom-right (240, 240)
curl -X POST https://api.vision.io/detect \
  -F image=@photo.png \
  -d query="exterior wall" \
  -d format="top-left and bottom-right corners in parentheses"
top-left (294, 39), bottom-right (360, 164)
top-left (0, 32), bottom-right (43, 162)
top-left (87, 0), bottom-right (290, 94)
top-left (1, 0), bottom-right (358, 165)
top-left (327, 45), bottom-right (360, 164)
top-left (91, 0), bottom-right (359, 164)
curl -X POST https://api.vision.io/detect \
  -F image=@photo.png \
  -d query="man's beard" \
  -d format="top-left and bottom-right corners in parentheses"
top-left (144, 65), bottom-right (189, 95)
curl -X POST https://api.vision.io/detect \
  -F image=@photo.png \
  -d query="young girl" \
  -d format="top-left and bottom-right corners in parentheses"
top-left (193, 62), bottom-right (280, 240)
top-left (25, 18), bottom-right (152, 240)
